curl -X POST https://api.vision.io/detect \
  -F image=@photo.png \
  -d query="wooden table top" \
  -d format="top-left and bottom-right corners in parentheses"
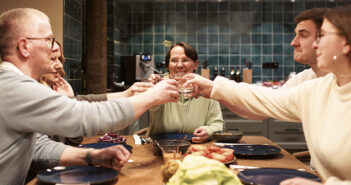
top-left (27, 135), bottom-right (317, 185)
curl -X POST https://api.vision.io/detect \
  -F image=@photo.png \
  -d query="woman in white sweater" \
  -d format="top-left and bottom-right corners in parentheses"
top-left (184, 6), bottom-right (351, 185)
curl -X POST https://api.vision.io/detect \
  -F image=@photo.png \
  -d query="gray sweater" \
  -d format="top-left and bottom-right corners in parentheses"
top-left (0, 69), bottom-right (134, 185)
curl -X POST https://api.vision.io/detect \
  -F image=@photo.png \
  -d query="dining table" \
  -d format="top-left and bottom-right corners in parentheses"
top-left (27, 135), bottom-right (319, 185)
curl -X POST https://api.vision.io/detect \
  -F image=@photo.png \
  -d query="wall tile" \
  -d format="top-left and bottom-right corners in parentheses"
top-left (110, 0), bottom-right (351, 83)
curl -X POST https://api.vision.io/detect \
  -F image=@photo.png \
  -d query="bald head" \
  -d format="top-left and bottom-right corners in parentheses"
top-left (0, 8), bottom-right (50, 57)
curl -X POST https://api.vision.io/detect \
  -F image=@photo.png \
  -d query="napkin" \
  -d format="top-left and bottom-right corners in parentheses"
top-left (133, 134), bottom-right (142, 145)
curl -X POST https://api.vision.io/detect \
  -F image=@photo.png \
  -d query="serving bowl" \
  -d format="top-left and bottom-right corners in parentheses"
top-left (153, 140), bottom-right (191, 155)
top-left (213, 130), bottom-right (244, 143)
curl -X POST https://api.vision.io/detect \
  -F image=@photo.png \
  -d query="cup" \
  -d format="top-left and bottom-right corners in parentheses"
top-left (170, 73), bottom-right (194, 96)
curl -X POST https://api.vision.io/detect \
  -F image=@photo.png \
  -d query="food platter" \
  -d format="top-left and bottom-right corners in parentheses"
top-left (186, 144), bottom-right (235, 164)
top-left (37, 166), bottom-right (117, 184)
top-left (238, 168), bottom-right (321, 185)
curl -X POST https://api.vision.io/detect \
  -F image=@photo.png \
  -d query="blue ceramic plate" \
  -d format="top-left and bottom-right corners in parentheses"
top-left (224, 144), bottom-right (281, 158)
top-left (79, 143), bottom-right (133, 152)
top-left (37, 166), bottom-right (117, 184)
top-left (150, 133), bottom-right (193, 141)
top-left (238, 168), bottom-right (321, 185)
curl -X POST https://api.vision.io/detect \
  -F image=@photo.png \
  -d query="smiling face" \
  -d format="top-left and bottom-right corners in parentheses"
top-left (290, 19), bottom-right (318, 65)
top-left (168, 46), bottom-right (199, 78)
top-left (42, 42), bottom-right (63, 85)
top-left (313, 18), bottom-right (347, 74)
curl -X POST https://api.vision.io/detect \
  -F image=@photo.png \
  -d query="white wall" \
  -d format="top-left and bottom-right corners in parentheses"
top-left (0, 0), bottom-right (63, 43)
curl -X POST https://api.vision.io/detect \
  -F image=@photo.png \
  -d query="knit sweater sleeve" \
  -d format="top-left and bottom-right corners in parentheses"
top-left (30, 134), bottom-right (68, 172)
top-left (1, 72), bottom-right (135, 137)
top-left (210, 76), bottom-right (302, 122)
top-left (76, 94), bottom-right (108, 102)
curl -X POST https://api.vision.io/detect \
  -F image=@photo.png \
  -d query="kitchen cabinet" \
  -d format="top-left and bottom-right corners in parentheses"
top-left (221, 105), bottom-right (307, 150)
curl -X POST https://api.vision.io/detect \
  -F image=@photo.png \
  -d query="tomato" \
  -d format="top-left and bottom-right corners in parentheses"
top-left (190, 145), bottom-right (208, 152)
top-left (191, 151), bottom-right (206, 156)
top-left (220, 148), bottom-right (234, 153)
top-left (207, 145), bottom-right (221, 153)
top-left (222, 151), bottom-right (234, 162)
top-left (210, 153), bottom-right (227, 162)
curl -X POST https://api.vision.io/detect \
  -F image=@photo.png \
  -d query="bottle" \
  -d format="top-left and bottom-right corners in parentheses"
top-left (234, 67), bottom-right (241, 82)
top-left (229, 67), bottom-right (235, 80)
top-left (221, 67), bottom-right (226, 77)
top-left (213, 67), bottom-right (218, 80)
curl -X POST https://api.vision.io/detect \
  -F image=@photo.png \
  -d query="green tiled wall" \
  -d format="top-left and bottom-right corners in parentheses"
top-left (111, 0), bottom-right (351, 83)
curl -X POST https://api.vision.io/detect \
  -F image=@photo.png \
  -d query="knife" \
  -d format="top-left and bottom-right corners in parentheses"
top-left (229, 164), bottom-right (259, 170)
top-left (214, 143), bottom-right (251, 147)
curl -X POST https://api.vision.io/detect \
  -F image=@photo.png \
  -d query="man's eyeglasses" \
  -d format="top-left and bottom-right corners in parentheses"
top-left (316, 31), bottom-right (340, 43)
top-left (26, 37), bottom-right (55, 49)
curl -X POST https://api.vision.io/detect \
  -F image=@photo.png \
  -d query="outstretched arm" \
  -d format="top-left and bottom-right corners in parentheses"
top-left (107, 82), bottom-right (154, 100)
top-left (60, 145), bottom-right (131, 171)
top-left (183, 73), bottom-right (268, 120)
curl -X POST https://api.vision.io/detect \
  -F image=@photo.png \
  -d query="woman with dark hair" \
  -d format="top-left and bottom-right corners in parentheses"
top-left (147, 42), bottom-right (223, 143)
top-left (184, 6), bottom-right (351, 184)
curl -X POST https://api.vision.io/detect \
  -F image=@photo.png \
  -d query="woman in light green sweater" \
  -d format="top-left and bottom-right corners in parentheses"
top-left (147, 42), bottom-right (223, 143)
top-left (184, 6), bottom-right (351, 185)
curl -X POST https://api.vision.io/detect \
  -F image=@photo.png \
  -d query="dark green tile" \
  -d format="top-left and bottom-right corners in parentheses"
top-left (230, 56), bottom-right (240, 66)
top-left (251, 44), bottom-right (261, 55)
top-left (154, 34), bottom-right (164, 43)
top-left (154, 44), bottom-right (164, 55)
top-left (208, 25), bottom-right (219, 33)
top-left (176, 34), bottom-right (186, 43)
top-left (252, 66), bottom-right (262, 76)
top-left (273, 2), bottom-right (283, 12)
top-left (208, 2), bottom-right (218, 12)
top-left (273, 34), bottom-right (283, 44)
top-left (219, 2), bottom-right (229, 11)
top-left (262, 45), bottom-right (272, 54)
top-left (209, 34), bottom-right (218, 43)
top-left (241, 2), bottom-right (251, 11)
top-left (219, 56), bottom-right (229, 65)
top-left (219, 44), bottom-right (229, 54)
top-left (197, 2), bottom-right (207, 11)
top-left (230, 44), bottom-right (240, 54)
top-left (143, 34), bottom-right (153, 44)
top-left (197, 34), bottom-right (207, 43)
top-left (284, 2), bottom-right (294, 12)
top-left (187, 2), bottom-right (196, 11)
top-left (176, 2), bottom-right (185, 11)
top-left (209, 44), bottom-right (218, 54)
top-left (273, 45), bottom-right (283, 55)
top-left (197, 44), bottom-right (208, 55)
top-left (208, 56), bottom-right (218, 65)
top-left (252, 34), bottom-right (261, 43)
top-left (230, 2), bottom-right (240, 11)
top-left (187, 34), bottom-right (196, 43)
top-left (219, 34), bottom-right (229, 44)
top-left (262, 34), bottom-right (272, 44)
top-left (262, 2), bottom-right (272, 12)
top-left (273, 13), bottom-right (283, 22)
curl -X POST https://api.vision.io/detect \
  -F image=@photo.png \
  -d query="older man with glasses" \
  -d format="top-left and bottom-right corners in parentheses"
top-left (0, 8), bottom-right (179, 185)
